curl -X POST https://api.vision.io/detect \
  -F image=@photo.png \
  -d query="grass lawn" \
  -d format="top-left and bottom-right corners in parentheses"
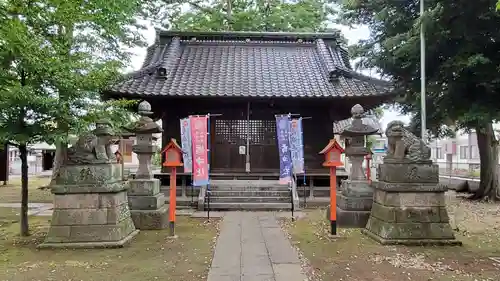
top-left (0, 213), bottom-right (220, 281)
top-left (282, 193), bottom-right (500, 281)
top-left (0, 177), bottom-right (52, 203)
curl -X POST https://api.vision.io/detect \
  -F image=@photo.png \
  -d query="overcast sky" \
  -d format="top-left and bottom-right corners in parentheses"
top-left (126, 22), bottom-right (411, 129)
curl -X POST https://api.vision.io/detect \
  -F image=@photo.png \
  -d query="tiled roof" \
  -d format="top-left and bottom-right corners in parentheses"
top-left (106, 31), bottom-right (392, 98)
top-left (333, 114), bottom-right (383, 135)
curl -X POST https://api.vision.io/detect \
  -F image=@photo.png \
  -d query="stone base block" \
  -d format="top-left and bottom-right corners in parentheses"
top-left (130, 205), bottom-right (169, 230)
top-left (337, 193), bottom-right (373, 211)
top-left (129, 179), bottom-right (160, 196)
top-left (374, 189), bottom-right (446, 207)
top-left (363, 216), bottom-right (461, 246)
top-left (377, 162), bottom-right (439, 184)
top-left (335, 206), bottom-right (371, 228)
top-left (52, 164), bottom-right (124, 194)
top-left (40, 216), bottom-right (138, 248)
top-left (38, 230), bottom-right (139, 249)
top-left (128, 193), bottom-right (165, 210)
top-left (340, 180), bottom-right (373, 197)
top-left (41, 189), bottom-right (139, 249)
top-left (370, 202), bottom-right (449, 223)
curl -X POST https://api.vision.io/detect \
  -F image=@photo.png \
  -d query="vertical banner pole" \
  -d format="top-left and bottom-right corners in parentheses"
top-left (169, 166), bottom-right (177, 237)
top-left (276, 114), bottom-right (293, 220)
top-left (180, 118), bottom-right (193, 205)
top-left (287, 114), bottom-right (294, 220)
top-left (330, 166), bottom-right (337, 235)
top-left (190, 115), bottom-right (210, 220)
top-left (206, 114), bottom-right (211, 221)
top-left (289, 116), bottom-right (305, 214)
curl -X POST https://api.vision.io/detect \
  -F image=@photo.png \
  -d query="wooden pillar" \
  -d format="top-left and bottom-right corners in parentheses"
top-left (308, 177), bottom-right (314, 199)
top-left (161, 114), bottom-right (169, 174)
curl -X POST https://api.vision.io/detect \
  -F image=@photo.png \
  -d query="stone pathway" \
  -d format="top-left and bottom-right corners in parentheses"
top-left (208, 212), bottom-right (306, 281)
top-left (0, 203), bottom-right (53, 216)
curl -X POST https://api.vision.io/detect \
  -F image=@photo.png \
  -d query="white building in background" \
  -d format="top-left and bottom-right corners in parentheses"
top-left (428, 131), bottom-right (491, 176)
top-left (8, 142), bottom-right (56, 175)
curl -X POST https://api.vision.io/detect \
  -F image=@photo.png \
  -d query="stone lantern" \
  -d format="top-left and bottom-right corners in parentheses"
top-left (131, 101), bottom-right (163, 178)
top-left (337, 104), bottom-right (378, 228)
top-left (127, 100), bottom-right (168, 230)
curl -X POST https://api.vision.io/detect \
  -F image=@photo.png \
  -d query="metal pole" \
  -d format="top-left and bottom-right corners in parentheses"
top-left (201, 113), bottom-right (222, 221)
top-left (420, 0), bottom-right (427, 142)
top-left (206, 114), bottom-right (211, 221)
top-left (245, 102), bottom-right (250, 173)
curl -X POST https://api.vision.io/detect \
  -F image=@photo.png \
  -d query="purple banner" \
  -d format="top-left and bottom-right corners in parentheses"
top-left (180, 118), bottom-right (193, 173)
top-left (276, 115), bottom-right (292, 185)
top-left (290, 118), bottom-right (304, 174)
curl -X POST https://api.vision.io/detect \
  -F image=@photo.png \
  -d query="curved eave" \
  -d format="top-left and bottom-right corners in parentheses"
top-left (101, 87), bottom-right (395, 100)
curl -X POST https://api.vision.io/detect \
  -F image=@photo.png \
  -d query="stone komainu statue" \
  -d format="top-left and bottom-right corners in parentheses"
top-left (66, 132), bottom-right (116, 165)
top-left (385, 120), bottom-right (431, 162)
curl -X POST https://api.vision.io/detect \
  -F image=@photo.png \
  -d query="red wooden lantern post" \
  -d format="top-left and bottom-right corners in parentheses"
top-left (365, 152), bottom-right (372, 184)
top-left (161, 138), bottom-right (183, 237)
top-left (319, 139), bottom-right (345, 236)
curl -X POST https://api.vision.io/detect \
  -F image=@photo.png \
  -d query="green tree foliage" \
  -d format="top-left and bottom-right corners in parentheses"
top-left (0, 0), bottom-right (146, 235)
top-left (335, 0), bottom-right (500, 200)
top-left (159, 0), bottom-right (335, 32)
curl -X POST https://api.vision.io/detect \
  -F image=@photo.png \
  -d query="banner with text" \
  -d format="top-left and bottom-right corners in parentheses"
top-left (180, 118), bottom-right (193, 173)
top-left (290, 118), bottom-right (304, 174)
top-left (190, 116), bottom-right (209, 186)
top-left (276, 115), bottom-right (292, 185)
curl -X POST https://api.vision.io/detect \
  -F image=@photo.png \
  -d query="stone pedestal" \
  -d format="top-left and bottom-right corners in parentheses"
top-left (39, 163), bottom-right (139, 249)
top-left (336, 179), bottom-right (373, 228)
top-left (128, 178), bottom-right (168, 229)
top-left (362, 161), bottom-right (461, 245)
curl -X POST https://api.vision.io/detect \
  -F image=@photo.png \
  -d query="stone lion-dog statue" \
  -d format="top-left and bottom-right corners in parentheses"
top-left (385, 120), bottom-right (431, 162)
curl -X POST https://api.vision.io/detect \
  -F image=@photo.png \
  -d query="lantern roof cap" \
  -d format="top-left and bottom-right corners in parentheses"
top-left (319, 138), bottom-right (344, 154)
top-left (340, 104), bottom-right (378, 137)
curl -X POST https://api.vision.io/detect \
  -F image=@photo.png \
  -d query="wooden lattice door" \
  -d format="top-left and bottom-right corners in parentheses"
top-left (212, 119), bottom-right (280, 173)
top-left (213, 119), bottom-right (246, 172)
top-left (248, 120), bottom-right (279, 172)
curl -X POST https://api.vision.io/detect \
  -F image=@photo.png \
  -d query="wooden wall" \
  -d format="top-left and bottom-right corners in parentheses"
top-left (146, 96), bottom-right (367, 174)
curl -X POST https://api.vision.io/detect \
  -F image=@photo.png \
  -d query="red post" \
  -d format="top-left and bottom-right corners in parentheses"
top-left (162, 138), bottom-right (183, 237)
top-left (169, 167), bottom-right (177, 236)
top-left (329, 166), bottom-right (337, 235)
top-left (319, 138), bottom-right (344, 236)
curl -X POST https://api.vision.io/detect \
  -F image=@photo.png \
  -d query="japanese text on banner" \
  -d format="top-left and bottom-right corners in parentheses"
top-left (179, 118), bottom-right (193, 173)
top-left (276, 115), bottom-right (292, 185)
top-left (290, 118), bottom-right (304, 174)
top-left (189, 116), bottom-right (209, 186)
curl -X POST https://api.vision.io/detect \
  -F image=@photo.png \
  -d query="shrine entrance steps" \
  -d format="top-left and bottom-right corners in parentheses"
top-left (206, 180), bottom-right (295, 211)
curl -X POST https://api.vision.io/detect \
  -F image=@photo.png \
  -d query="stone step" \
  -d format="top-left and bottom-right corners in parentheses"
top-left (165, 197), bottom-right (197, 207)
top-left (210, 179), bottom-right (289, 190)
top-left (210, 190), bottom-right (291, 197)
top-left (209, 196), bottom-right (290, 203)
top-left (206, 202), bottom-right (293, 211)
top-left (210, 186), bottom-right (290, 191)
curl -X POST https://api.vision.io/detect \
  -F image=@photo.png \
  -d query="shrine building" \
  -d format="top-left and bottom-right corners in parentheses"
top-left (102, 30), bottom-right (394, 182)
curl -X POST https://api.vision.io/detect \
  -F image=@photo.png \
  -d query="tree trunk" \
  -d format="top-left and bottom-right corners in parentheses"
top-left (19, 143), bottom-right (29, 236)
top-left (469, 122), bottom-right (499, 200)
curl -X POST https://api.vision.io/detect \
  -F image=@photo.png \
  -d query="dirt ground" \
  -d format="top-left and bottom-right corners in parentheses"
top-left (0, 177), bottom-right (52, 203)
top-left (281, 191), bottom-right (500, 281)
top-left (0, 215), bottom-right (219, 281)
